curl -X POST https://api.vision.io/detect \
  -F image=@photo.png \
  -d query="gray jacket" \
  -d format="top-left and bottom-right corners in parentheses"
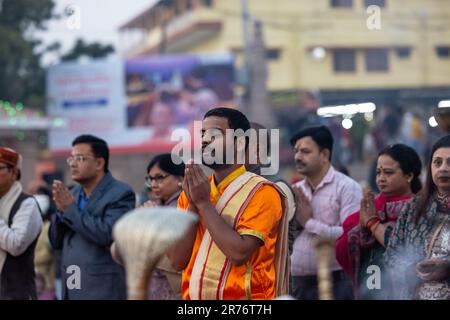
top-left (49, 172), bottom-right (135, 300)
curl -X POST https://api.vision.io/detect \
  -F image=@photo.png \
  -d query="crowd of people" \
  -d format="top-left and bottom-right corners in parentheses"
top-left (0, 106), bottom-right (449, 300)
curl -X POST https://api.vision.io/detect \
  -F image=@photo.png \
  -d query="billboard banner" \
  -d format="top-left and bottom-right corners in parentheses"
top-left (47, 53), bottom-right (234, 153)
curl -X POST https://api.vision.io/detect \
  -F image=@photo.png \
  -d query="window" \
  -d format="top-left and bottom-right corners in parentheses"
top-left (396, 47), bottom-right (411, 59)
top-left (365, 48), bottom-right (389, 71)
top-left (333, 49), bottom-right (356, 72)
top-left (203, 0), bottom-right (214, 7)
top-left (266, 49), bottom-right (281, 60)
top-left (231, 48), bottom-right (281, 61)
top-left (436, 46), bottom-right (450, 58)
top-left (330, 0), bottom-right (353, 8)
top-left (160, 0), bottom-right (174, 8)
top-left (364, 0), bottom-right (386, 8)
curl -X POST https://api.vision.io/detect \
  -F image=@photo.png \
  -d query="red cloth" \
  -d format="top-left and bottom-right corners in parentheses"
top-left (335, 193), bottom-right (411, 280)
top-left (335, 212), bottom-right (359, 278)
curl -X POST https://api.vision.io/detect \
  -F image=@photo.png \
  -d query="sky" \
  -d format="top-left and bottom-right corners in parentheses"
top-left (38, 0), bottom-right (157, 65)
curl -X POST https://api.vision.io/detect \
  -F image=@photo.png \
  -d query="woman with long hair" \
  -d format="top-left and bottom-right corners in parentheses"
top-left (384, 135), bottom-right (450, 299)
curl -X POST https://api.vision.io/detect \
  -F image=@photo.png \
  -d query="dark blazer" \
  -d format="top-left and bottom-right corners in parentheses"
top-left (49, 172), bottom-right (135, 300)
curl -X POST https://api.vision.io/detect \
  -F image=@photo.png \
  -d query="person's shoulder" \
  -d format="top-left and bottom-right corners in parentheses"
top-left (247, 172), bottom-right (279, 189)
top-left (393, 195), bottom-right (420, 227)
top-left (109, 175), bottom-right (134, 193)
top-left (104, 177), bottom-right (136, 204)
top-left (257, 175), bottom-right (294, 200)
top-left (405, 194), bottom-right (421, 214)
top-left (17, 196), bottom-right (42, 219)
top-left (252, 183), bottom-right (282, 204)
top-left (334, 170), bottom-right (361, 190)
top-left (267, 176), bottom-right (292, 190)
top-left (21, 195), bottom-right (40, 208)
top-left (273, 179), bottom-right (294, 198)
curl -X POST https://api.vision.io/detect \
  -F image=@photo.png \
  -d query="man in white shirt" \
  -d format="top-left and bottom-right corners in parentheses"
top-left (290, 125), bottom-right (362, 300)
top-left (0, 147), bottom-right (42, 299)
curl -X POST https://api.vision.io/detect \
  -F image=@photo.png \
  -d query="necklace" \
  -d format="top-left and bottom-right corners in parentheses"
top-left (434, 191), bottom-right (450, 214)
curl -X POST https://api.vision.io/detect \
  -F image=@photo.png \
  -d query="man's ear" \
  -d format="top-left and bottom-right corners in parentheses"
top-left (96, 158), bottom-right (105, 171)
top-left (321, 148), bottom-right (330, 161)
top-left (12, 167), bottom-right (19, 181)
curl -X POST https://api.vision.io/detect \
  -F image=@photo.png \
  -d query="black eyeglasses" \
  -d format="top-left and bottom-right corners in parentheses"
top-left (145, 174), bottom-right (170, 187)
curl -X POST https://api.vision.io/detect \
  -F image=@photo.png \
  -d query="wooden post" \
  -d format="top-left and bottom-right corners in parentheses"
top-left (314, 237), bottom-right (334, 300)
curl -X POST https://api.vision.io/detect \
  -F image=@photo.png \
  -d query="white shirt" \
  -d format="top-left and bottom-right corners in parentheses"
top-left (290, 166), bottom-right (362, 276)
top-left (0, 198), bottom-right (42, 257)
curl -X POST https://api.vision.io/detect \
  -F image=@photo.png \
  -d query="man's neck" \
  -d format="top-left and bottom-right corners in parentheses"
top-left (82, 172), bottom-right (106, 198)
top-left (305, 163), bottom-right (330, 191)
top-left (213, 164), bottom-right (242, 185)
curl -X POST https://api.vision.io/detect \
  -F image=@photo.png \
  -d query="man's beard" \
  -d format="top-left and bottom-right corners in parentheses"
top-left (202, 162), bottom-right (226, 170)
top-left (295, 161), bottom-right (310, 175)
top-left (202, 148), bottom-right (227, 170)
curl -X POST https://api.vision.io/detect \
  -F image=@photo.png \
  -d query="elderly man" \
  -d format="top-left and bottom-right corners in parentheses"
top-left (0, 147), bottom-right (42, 299)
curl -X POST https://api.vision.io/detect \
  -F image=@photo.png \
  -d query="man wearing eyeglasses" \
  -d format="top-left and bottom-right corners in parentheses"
top-left (49, 134), bottom-right (135, 300)
top-left (0, 147), bottom-right (42, 299)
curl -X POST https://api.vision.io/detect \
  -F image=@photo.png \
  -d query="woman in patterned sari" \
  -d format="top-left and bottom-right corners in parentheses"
top-left (336, 144), bottom-right (422, 299)
top-left (384, 135), bottom-right (450, 300)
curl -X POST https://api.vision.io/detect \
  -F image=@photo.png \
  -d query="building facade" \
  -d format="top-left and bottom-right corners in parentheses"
top-left (120, 0), bottom-right (450, 99)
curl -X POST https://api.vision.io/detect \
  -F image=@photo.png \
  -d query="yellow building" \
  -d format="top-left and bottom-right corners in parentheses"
top-left (120, 0), bottom-right (450, 107)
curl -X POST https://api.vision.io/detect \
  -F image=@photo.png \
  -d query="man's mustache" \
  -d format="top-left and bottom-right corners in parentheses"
top-left (295, 161), bottom-right (306, 167)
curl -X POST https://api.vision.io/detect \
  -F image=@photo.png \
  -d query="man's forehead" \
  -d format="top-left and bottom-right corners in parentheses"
top-left (202, 116), bottom-right (229, 130)
top-left (72, 143), bottom-right (93, 153)
top-left (294, 136), bottom-right (316, 148)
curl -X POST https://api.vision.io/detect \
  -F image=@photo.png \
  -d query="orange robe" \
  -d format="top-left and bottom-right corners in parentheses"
top-left (178, 166), bottom-right (284, 300)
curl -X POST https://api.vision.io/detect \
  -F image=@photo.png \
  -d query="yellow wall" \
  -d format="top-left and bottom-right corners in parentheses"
top-left (125, 0), bottom-right (450, 91)
top-left (296, 0), bottom-right (450, 89)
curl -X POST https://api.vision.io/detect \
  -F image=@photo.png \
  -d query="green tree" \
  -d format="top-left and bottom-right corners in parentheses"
top-left (61, 38), bottom-right (115, 61)
top-left (0, 0), bottom-right (56, 110)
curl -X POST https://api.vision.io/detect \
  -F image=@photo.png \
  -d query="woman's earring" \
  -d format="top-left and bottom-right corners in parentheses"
top-left (178, 182), bottom-right (182, 187)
